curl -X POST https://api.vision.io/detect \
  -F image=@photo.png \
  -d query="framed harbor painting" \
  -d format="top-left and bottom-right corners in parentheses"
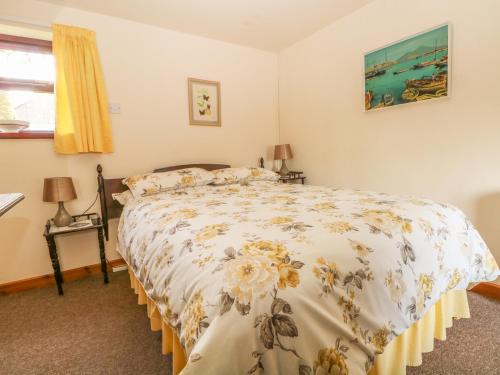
top-left (188, 77), bottom-right (221, 126)
top-left (364, 23), bottom-right (450, 111)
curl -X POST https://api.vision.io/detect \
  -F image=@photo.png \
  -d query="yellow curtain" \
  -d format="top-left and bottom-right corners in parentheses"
top-left (52, 24), bottom-right (113, 154)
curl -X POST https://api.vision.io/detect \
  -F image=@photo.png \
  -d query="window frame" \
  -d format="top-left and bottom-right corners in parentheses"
top-left (0, 33), bottom-right (54, 139)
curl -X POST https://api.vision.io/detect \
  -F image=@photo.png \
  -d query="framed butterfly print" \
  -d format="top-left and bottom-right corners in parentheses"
top-left (188, 77), bottom-right (221, 126)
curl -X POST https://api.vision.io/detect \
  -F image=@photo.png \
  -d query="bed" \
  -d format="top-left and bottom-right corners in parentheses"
top-left (97, 163), bottom-right (499, 375)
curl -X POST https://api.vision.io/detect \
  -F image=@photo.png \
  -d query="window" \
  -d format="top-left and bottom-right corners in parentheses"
top-left (0, 34), bottom-right (54, 139)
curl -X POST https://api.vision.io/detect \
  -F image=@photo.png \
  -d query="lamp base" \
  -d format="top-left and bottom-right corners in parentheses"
top-left (54, 202), bottom-right (73, 227)
top-left (279, 159), bottom-right (289, 176)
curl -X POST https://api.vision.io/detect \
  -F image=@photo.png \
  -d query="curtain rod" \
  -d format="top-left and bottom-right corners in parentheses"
top-left (0, 16), bottom-right (52, 31)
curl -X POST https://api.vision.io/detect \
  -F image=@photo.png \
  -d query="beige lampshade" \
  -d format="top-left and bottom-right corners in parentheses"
top-left (43, 177), bottom-right (77, 203)
top-left (274, 144), bottom-right (293, 160)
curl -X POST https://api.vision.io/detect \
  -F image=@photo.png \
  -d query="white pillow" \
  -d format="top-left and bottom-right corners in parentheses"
top-left (211, 167), bottom-right (252, 185)
top-left (123, 168), bottom-right (214, 198)
top-left (112, 190), bottom-right (135, 206)
top-left (247, 167), bottom-right (280, 182)
top-left (211, 167), bottom-right (279, 185)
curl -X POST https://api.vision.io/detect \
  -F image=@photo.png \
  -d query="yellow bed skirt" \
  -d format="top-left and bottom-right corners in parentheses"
top-left (128, 269), bottom-right (470, 375)
top-left (368, 289), bottom-right (470, 374)
top-left (129, 270), bottom-right (186, 375)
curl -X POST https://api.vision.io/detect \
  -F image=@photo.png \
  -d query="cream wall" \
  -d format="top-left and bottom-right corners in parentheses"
top-left (278, 0), bottom-right (500, 263)
top-left (0, 0), bottom-right (278, 283)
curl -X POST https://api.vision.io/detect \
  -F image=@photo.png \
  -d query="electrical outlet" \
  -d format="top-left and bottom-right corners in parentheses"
top-left (109, 102), bottom-right (121, 114)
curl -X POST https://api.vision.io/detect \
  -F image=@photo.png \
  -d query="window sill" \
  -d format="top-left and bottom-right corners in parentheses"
top-left (0, 131), bottom-right (54, 139)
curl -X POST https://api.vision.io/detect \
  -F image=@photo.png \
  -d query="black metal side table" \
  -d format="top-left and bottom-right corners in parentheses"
top-left (43, 213), bottom-right (108, 295)
top-left (279, 171), bottom-right (306, 184)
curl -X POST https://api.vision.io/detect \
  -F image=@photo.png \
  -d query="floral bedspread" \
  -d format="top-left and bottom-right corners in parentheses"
top-left (117, 181), bottom-right (498, 375)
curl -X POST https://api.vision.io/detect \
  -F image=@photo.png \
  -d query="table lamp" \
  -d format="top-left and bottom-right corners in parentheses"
top-left (43, 177), bottom-right (77, 227)
top-left (274, 144), bottom-right (293, 176)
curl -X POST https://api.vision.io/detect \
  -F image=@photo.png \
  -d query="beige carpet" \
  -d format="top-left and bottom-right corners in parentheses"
top-left (0, 272), bottom-right (498, 375)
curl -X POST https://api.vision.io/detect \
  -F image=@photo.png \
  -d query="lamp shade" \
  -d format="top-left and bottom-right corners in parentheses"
top-left (274, 144), bottom-right (293, 160)
top-left (43, 177), bottom-right (77, 202)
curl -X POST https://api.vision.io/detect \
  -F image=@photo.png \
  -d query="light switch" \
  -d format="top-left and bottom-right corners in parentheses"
top-left (109, 103), bottom-right (121, 114)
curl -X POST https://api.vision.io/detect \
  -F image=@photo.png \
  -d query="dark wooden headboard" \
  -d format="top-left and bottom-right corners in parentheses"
top-left (96, 163), bottom-right (230, 240)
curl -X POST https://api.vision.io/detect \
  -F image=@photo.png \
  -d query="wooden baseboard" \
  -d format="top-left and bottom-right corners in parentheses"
top-left (0, 258), bottom-right (127, 296)
top-left (471, 281), bottom-right (500, 300)
top-left (5, 263), bottom-right (495, 299)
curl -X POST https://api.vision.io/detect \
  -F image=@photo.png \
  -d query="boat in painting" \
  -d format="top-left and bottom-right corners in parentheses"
top-left (365, 50), bottom-right (394, 80)
top-left (365, 90), bottom-right (373, 110)
top-left (393, 68), bottom-right (409, 75)
top-left (434, 55), bottom-right (448, 68)
top-left (411, 40), bottom-right (444, 70)
top-left (365, 68), bottom-right (386, 80)
top-left (405, 72), bottom-right (447, 94)
top-left (383, 93), bottom-right (394, 106)
top-left (371, 93), bottom-right (395, 109)
top-left (402, 72), bottom-right (447, 102)
top-left (412, 59), bottom-right (440, 69)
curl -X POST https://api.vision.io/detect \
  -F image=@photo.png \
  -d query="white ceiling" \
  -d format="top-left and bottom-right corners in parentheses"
top-left (38, 0), bottom-right (373, 51)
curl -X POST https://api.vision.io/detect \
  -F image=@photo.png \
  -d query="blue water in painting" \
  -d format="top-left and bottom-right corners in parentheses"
top-left (365, 50), bottom-right (448, 105)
